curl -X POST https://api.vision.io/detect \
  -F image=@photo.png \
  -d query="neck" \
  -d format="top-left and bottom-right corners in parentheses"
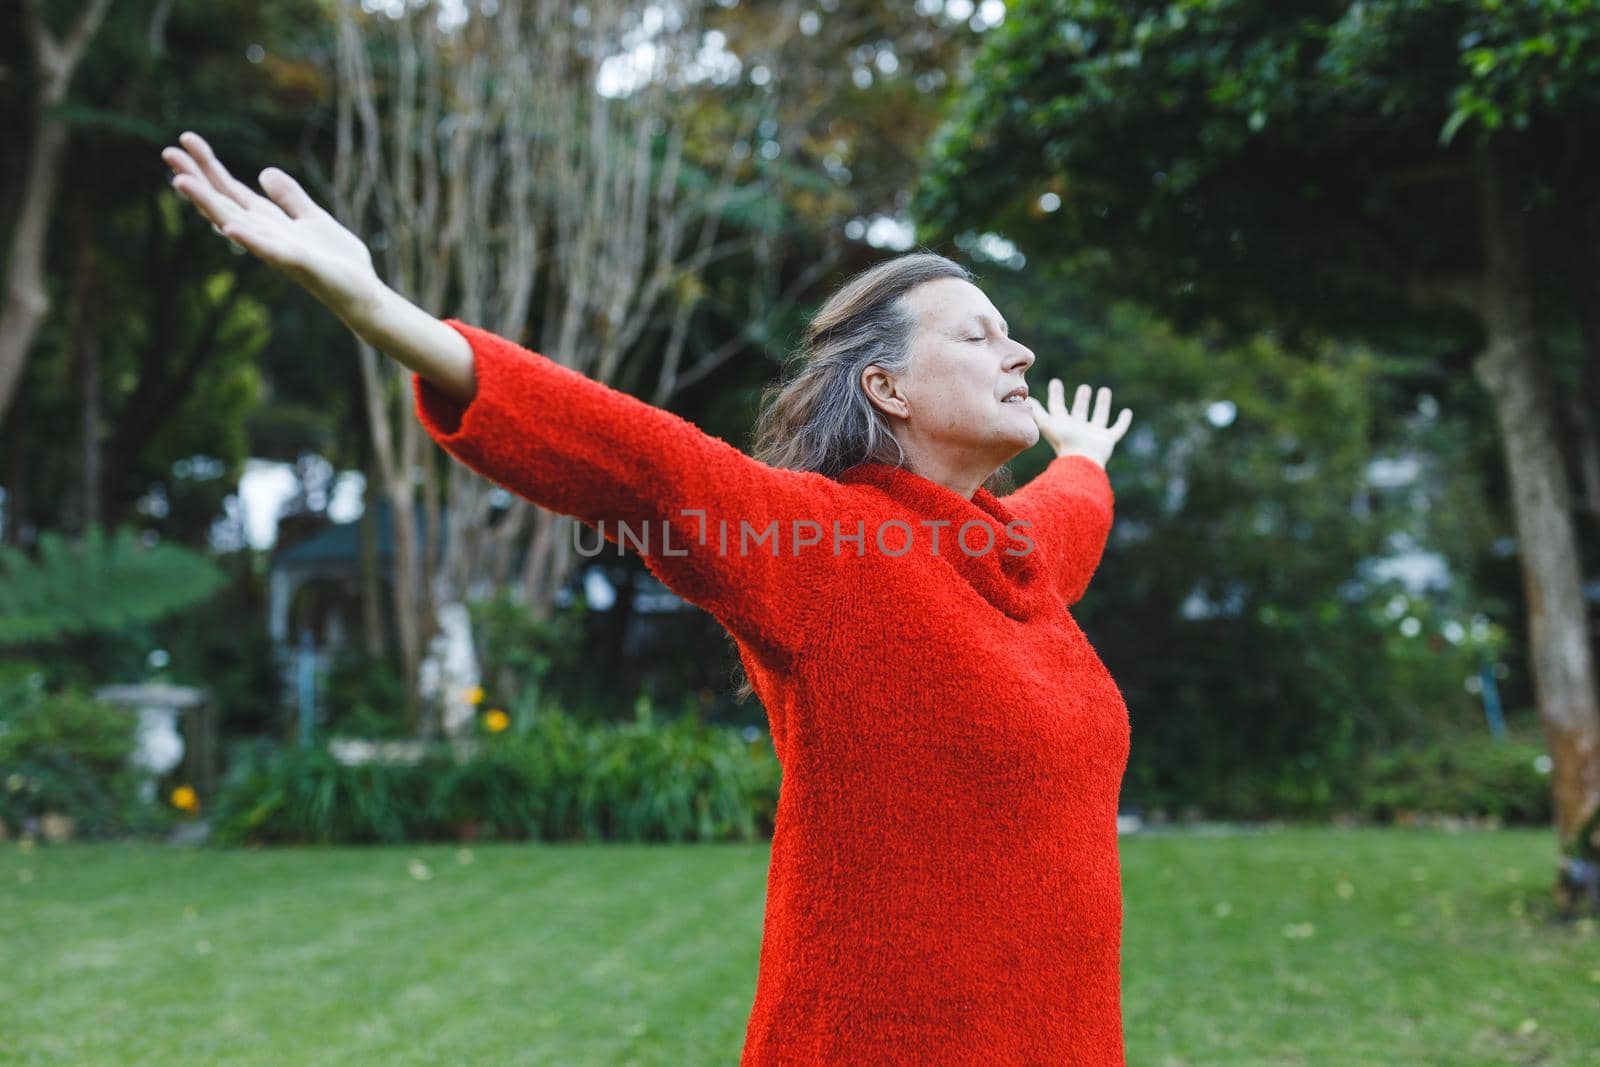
top-left (893, 438), bottom-right (1009, 499)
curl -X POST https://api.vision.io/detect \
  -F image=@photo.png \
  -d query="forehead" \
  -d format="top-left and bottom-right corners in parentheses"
top-left (905, 277), bottom-right (1000, 327)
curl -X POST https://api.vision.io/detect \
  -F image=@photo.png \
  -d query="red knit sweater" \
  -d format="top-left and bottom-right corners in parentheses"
top-left (413, 320), bottom-right (1130, 1065)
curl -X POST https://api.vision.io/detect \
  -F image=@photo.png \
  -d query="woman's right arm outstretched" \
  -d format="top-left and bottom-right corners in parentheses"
top-left (162, 131), bottom-right (477, 401)
top-left (161, 131), bottom-right (843, 664)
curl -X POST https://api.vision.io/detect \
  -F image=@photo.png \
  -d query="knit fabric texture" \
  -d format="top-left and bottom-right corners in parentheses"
top-left (413, 320), bottom-right (1131, 1065)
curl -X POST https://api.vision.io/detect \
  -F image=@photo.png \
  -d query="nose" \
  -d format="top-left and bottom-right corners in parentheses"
top-left (1006, 338), bottom-right (1035, 372)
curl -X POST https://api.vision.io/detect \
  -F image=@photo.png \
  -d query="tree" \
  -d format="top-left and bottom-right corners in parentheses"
top-left (913, 0), bottom-right (1600, 898)
top-left (314, 0), bottom-right (851, 735)
top-left (977, 256), bottom-right (1511, 820)
top-left (0, 0), bottom-right (115, 429)
top-left (0, 0), bottom-right (352, 551)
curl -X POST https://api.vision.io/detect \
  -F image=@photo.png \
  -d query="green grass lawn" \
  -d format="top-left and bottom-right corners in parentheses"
top-left (1, 828), bottom-right (1595, 1066)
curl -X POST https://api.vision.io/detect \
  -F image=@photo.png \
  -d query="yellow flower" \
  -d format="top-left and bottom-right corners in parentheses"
top-left (484, 709), bottom-right (510, 733)
top-left (464, 685), bottom-right (486, 705)
top-left (170, 785), bottom-right (200, 813)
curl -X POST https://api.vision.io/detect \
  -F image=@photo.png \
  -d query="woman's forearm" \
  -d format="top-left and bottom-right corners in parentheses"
top-left (345, 282), bottom-right (477, 404)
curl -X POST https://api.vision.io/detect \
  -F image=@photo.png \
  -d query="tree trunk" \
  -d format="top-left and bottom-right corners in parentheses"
top-left (0, 0), bottom-right (116, 427)
top-left (385, 482), bottom-right (425, 735)
top-left (521, 509), bottom-right (580, 619)
top-left (70, 197), bottom-right (102, 535)
top-left (1559, 169), bottom-right (1600, 518)
top-left (2, 411), bottom-right (30, 547)
top-left (1475, 141), bottom-right (1600, 895)
top-left (359, 458), bottom-right (383, 658)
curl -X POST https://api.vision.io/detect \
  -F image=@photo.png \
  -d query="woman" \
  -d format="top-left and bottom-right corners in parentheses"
top-left (163, 130), bottom-right (1135, 1065)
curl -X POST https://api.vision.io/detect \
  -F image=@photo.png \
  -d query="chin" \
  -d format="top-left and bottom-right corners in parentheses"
top-left (993, 429), bottom-right (1036, 463)
top-left (1009, 419), bottom-right (1041, 450)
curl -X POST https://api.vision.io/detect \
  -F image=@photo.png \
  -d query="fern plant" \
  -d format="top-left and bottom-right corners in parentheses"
top-left (0, 525), bottom-right (225, 645)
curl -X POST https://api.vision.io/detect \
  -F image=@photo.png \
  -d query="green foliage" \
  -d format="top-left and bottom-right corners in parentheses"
top-left (468, 588), bottom-right (588, 716)
top-left (913, 0), bottom-right (1600, 344)
top-left (2, 0), bottom-right (348, 546)
top-left (0, 525), bottom-right (225, 646)
top-left (1357, 727), bottom-right (1552, 824)
top-left (323, 644), bottom-right (409, 739)
top-left (568, 700), bottom-right (774, 843)
top-left (915, 0), bottom-right (1573, 816)
top-left (979, 268), bottom-right (1506, 817)
top-left (208, 706), bottom-right (781, 846)
top-left (1440, 1), bottom-right (1600, 142)
top-left (0, 662), bottom-right (142, 838)
top-left (1133, 723), bottom-right (1549, 824)
top-left (147, 561), bottom-right (283, 738)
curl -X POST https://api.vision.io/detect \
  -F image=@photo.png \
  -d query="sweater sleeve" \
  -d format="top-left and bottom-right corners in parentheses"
top-left (999, 453), bottom-right (1115, 606)
top-left (411, 319), bottom-right (838, 661)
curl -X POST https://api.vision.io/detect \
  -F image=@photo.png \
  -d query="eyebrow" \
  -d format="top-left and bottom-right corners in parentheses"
top-left (974, 313), bottom-right (1009, 335)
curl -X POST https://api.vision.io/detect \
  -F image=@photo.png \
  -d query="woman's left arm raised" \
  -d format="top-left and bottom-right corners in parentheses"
top-left (1001, 381), bottom-right (1132, 606)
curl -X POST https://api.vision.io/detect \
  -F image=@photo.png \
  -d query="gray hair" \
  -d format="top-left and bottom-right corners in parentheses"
top-left (731, 251), bottom-right (1016, 703)
top-left (751, 250), bottom-right (1006, 482)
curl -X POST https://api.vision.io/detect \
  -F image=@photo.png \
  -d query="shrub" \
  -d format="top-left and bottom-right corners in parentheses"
top-left (1128, 725), bottom-right (1552, 826)
top-left (209, 705), bottom-right (782, 846)
top-left (1357, 728), bottom-right (1551, 825)
top-left (469, 589), bottom-right (587, 716)
top-left (322, 645), bottom-right (409, 739)
top-left (0, 663), bottom-right (143, 838)
top-left (208, 739), bottom-right (434, 845)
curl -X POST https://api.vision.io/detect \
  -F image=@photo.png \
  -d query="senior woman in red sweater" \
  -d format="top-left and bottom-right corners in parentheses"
top-left (164, 131), bottom-right (1135, 1065)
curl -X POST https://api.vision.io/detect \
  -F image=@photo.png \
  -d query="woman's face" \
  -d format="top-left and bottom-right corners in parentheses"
top-left (866, 277), bottom-right (1038, 469)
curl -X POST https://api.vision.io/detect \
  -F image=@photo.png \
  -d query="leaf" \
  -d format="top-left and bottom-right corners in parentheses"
top-left (1438, 107), bottom-right (1473, 148)
top-left (0, 525), bottom-right (225, 645)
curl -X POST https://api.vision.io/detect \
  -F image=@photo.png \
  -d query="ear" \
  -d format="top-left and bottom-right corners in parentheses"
top-left (860, 364), bottom-right (909, 420)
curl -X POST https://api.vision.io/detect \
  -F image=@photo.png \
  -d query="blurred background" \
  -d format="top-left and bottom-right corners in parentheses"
top-left (2, 1), bottom-right (1598, 1063)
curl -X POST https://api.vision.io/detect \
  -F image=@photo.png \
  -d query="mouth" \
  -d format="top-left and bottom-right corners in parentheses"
top-left (1000, 385), bottom-right (1029, 405)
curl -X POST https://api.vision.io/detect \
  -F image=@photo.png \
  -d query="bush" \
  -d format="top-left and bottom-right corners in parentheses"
top-left (322, 644), bottom-right (409, 739)
top-left (208, 740), bottom-right (432, 845)
top-left (209, 703), bottom-right (781, 846)
top-left (0, 662), bottom-right (143, 838)
top-left (470, 589), bottom-right (587, 717)
top-left (1127, 724), bottom-right (1552, 826)
top-left (1356, 728), bottom-right (1551, 825)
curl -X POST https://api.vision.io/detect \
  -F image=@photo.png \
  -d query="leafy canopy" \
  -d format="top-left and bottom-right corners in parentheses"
top-left (913, 0), bottom-right (1600, 341)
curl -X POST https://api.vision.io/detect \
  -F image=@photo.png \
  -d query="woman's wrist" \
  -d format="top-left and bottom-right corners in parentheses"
top-left (1054, 447), bottom-right (1105, 467)
top-left (334, 274), bottom-right (392, 335)
top-left (344, 283), bottom-right (477, 404)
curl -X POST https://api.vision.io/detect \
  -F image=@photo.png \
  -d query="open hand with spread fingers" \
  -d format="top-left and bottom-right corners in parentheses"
top-left (160, 130), bottom-right (384, 326)
top-left (1027, 380), bottom-right (1133, 467)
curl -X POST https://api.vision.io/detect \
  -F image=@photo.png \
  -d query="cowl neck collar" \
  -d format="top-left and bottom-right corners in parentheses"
top-left (836, 460), bottom-right (1055, 622)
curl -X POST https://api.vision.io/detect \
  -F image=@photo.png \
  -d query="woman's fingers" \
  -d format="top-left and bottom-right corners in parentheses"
top-left (178, 131), bottom-right (250, 207)
top-left (160, 146), bottom-right (204, 182)
top-left (164, 133), bottom-right (308, 259)
top-left (1071, 383), bottom-right (1092, 423)
top-left (1090, 386), bottom-right (1110, 426)
top-left (258, 167), bottom-right (321, 221)
top-left (171, 173), bottom-right (242, 233)
top-left (177, 131), bottom-right (289, 222)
